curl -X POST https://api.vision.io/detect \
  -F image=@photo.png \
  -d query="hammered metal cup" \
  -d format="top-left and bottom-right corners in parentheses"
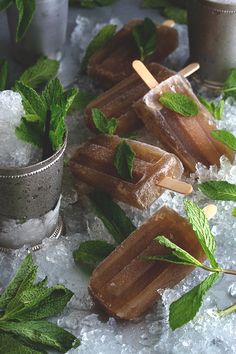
top-left (7, 0), bottom-right (68, 65)
top-left (0, 137), bottom-right (67, 250)
top-left (188, 0), bottom-right (236, 88)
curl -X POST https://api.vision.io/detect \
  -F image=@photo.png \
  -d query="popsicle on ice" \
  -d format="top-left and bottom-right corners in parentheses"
top-left (87, 19), bottom-right (178, 88)
top-left (89, 206), bottom-right (211, 320)
top-left (70, 135), bottom-right (192, 210)
top-left (85, 63), bottom-right (175, 136)
top-left (133, 61), bottom-right (235, 173)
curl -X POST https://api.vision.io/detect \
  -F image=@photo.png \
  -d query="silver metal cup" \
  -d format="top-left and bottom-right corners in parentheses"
top-left (7, 0), bottom-right (68, 65)
top-left (188, 0), bottom-right (236, 88)
top-left (0, 137), bottom-right (67, 250)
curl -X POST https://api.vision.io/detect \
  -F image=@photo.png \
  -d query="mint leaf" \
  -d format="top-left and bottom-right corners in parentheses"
top-left (0, 59), bottom-right (9, 90)
top-left (0, 332), bottom-right (43, 354)
top-left (15, 0), bottom-right (36, 42)
top-left (143, 254), bottom-right (201, 266)
top-left (211, 130), bottom-right (236, 151)
top-left (0, 254), bottom-right (35, 310)
top-left (199, 181), bottom-right (236, 201)
top-left (92, 108), bottom-right (117, 135)
top-left (89, 191), bottom-right (136, 244)
top-left (15, 118), bottom-right (44, 148)
top-left (73, 240), bottom-right (115, 273)
top-left (184, 200), bottom-right (218, 268)
top-left (18, 57), bottom-right (60, 89)
top-left (71, 0), bottom-right (116, 7)
top-left (169, 273), bottom-right (219, 330)
top-left (0, 0), bottom-right (13, 11)
top-left (163, 6), bottom-right (187, 24)
top-left (0, 320), bottom-right (79, 352)
top-left (198, 96), bottom-right (224, 120)
top-left (159, 92), bottom-right (199, 117)
top-left (113, 140), bottom-right (136, 181)
top-left (154, 236), bottom-right (203, 267)
top-left (223, 68), bottom-right (236, 99)
top-left (81, 24), bottom-right (117, 73)
top-left (232, 208), bottom-right (236, 217)
top-left (132, 18), bottom-right (157, 61)
top-left (71, 90), bottom-right (96, 111)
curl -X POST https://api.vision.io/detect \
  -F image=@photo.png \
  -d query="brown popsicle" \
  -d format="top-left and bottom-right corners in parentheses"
top-left (87, 19), bottom-right (178, 89)
top-left (70, 135), bottom-right (190, 210)
top-left (133, 62), bottom-right (235, 172)
top-left (89, 206), bottom-right (207, 320)
top-left (85, 63), bottom-right (175, 136)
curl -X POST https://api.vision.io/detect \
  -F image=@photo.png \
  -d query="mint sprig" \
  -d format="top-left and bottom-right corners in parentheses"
top-left (159, 92), bottom-right (199, 117)
top-left (0, 59), bottom-right (9, 90)
top-left (113, 140), bottom-right (136, 181)
top-left (145, 200), bottom-right (236, 329)
top-left (0, 0), bottom-right (13, 11)
top-left (198, 96), bottom-right (224, 120)
top-left (198, 181), bottom-right (236, 201)
top-left (132, 18), bottom-right (157, 61)
top-left (73, 192), bottom-right (136, 273)
top-left (81, 24), bottom-right (117, 73)
top-left (211, 129), bottom-right (236, 151)
top-left (92, 108), bottom-right (117, 135)
top-left (15, 0), bottom-right (36, 42)
top-left (0, 254), bottom-right (80, 353)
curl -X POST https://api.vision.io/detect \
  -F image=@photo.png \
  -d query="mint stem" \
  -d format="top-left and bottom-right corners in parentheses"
top-left (201, 264), bottom-right (236, 276)
top-left (42, 110), bottom-right (53, 160)
top-left (218, 303), bottom-right (236, 317)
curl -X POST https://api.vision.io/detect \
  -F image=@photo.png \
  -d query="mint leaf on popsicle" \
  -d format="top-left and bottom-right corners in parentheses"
top-left (159, 92), bottom-right (199, 117)
top-left (113, 140), bottom-right (136, 181)
top-left (92, 108), bottom-right (117, 135)
top-left (132, 18), bottom-right (157, 61)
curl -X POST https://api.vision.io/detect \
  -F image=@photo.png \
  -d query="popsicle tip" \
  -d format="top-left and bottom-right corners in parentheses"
top-left (158, 177), bottom-right (193, 195)
top-left (203, 204), bottom-right (217, 220)
top-left (162, 19), bottom-right (175, 28)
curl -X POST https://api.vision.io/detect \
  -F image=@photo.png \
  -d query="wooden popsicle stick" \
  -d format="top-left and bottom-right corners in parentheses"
top-left (162, 19), bottom-right (175, 28)
top-left (203, 204), bottom-right (217, 220)
top-left (157, 177), bottom-right (193, 195)
top-left (179, 63), bottom-right (200, 78)
top-left (132, 60), bottom-right (158, 89)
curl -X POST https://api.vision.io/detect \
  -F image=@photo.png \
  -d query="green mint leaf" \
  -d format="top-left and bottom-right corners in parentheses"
top-left (169, 273), bottom-right (219, 330)
top-left (159, 92), bottom-right (199, 117)
top-left (211, 129), bottom-right (236, 151)
top-left (18, 57), bottom-right (60, 89)
top-left (5, 285), bottom-right (73, 321)
top-left (15, 81), bottom-right (46, 123)
top-left (198, 181), bottom-right (236, 201)
top-left (0, 0), bottom-right (13, 11)
top-left (73, 240), bottom-right (115, 273)
top-left (142, 254), bottom-right (201, 266)
top-left (15, 0), bottom-right (36, 42)
top-left (232, 208), bottom-right (236, 217)
top-left (223, 68), bottom-right (236, 99)
top-left (0, 59), bottom-right (9, 90)
top-left (113, 140), bottom-right (136, 181)
top-left (0, 254), bottom-right (35, 310)
top-left (92, 108), bottom-right (117, 135)
top-left (15, 119), bottom-right (44, 148)
top-left (155, 236), bottom-right (203, 267)
top-left (89, 191), bottom-right (136, 244)
top-left (184, 200), bottom-right (218, 268)
top-left (71, 90), bottom-right (96, 112)
top-left (198, 96), bottom-right (224, 120)
top-left (132, 18), bottom-right (157, 61)
top-left (81, 24), bottom-right (117, 73)
top-left (0, 320), bottom-right (79, 352)
top-left (163, 6), bottom-right (187, 24)
top-left (0, 332), bottom-right (43, 354)
top-left (76, 0), bottom-right (116, 8)
top-left (142, 0), bottom-right (170, 8)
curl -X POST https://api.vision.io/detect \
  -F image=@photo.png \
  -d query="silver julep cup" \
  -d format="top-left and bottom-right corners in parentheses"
top-left (7, 0), bottom-right (68, 65)
top-left (187, 0), bottom-right (236, 88)
top-left (0, 136), bottom-right (67, 250)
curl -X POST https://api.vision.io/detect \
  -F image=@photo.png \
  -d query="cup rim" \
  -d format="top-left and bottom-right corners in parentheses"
top-left (199, 0), bottom-right (236, 12)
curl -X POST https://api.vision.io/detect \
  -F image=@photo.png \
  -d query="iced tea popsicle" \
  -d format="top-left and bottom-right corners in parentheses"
top-left (85, 63), bottom-right (175, 136)
top-left (87, 19), bottom-right (178, 88)
top-left (133, 62), bottom-right (235, 172)
top-left (89, 206), bottom-right (206, 320)
top-left (70, 135), bottom-right (189, 209)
